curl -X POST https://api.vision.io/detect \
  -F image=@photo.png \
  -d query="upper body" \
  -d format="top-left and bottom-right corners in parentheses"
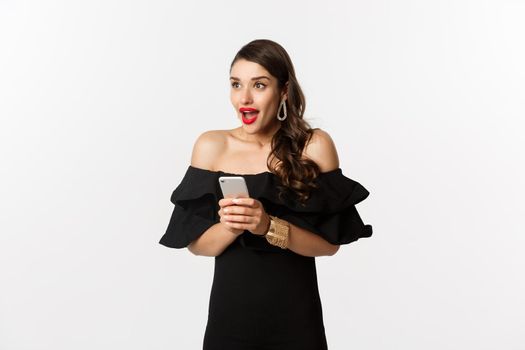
top-left (187, 127), bottom-right (342, 257)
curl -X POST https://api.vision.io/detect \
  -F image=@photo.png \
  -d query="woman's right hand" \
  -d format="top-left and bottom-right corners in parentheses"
top-left (218, 198), bottom-right (244, 236)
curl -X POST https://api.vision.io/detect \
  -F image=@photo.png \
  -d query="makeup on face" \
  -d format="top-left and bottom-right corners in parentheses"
top-left (230, 60), bottom-right (277, 127)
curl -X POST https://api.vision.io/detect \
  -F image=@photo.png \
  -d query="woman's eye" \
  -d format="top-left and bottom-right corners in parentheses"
top-left (231, 82), bottom-right (265, 89)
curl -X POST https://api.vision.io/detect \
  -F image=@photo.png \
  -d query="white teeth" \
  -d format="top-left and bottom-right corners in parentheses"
top-left (243, 111), bottom-right (258, 119)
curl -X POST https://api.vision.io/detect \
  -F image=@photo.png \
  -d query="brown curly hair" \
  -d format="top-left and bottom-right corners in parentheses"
top-left (230, 39), bottom-right (322, 206)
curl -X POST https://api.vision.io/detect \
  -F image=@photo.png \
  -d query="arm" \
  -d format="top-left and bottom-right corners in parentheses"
top-left (299, 128), bottom-right (342, 256)
top-left (187, 223), bottom-right (241, 257)
top-left (186, 131), bottom-right (242, 257)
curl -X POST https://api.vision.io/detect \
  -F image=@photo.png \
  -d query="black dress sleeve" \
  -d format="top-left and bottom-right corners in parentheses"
top-left (252, 168), bottom-right (373, 246)
top-left (158, 167), bottom-right (219, 249)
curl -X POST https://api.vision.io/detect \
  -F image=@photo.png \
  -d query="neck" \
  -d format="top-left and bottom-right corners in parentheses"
top-left (237, 122), bottom-right (281, 148)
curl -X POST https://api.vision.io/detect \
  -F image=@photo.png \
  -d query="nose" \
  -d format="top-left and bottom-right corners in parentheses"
top-left (240, 87), bottom-right (253, 105)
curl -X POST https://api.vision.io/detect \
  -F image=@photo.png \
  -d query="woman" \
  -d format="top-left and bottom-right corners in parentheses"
top-left (159, 39), bottom-right (373, 350)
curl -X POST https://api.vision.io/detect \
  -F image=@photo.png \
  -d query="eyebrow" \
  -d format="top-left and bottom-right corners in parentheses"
top-left (229, 75), bottom-right (271, 81)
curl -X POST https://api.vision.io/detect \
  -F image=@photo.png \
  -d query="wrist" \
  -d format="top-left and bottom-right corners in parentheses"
top-left (254, 214), bottom-right (271, 237)
top-left (262, 215), bottom-right (271, 236)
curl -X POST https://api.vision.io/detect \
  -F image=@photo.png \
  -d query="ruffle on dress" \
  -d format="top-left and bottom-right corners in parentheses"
top-left (159, 165), bottom-right (373, 251)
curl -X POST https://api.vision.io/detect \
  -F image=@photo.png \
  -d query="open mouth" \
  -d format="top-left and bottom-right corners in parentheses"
top-left (243, 111), bottom-right (258, 119)
top-left (242, 111), bottom-right (258, 124)
top-left (240, 108), bottom-right (259, 124)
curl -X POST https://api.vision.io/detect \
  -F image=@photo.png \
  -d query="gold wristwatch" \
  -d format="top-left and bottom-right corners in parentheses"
top-left (264, 215), bottom-right (290, 249)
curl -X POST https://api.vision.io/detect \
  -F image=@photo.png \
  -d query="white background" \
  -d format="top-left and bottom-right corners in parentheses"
top-left (1, 0), bottom-right (524, 349)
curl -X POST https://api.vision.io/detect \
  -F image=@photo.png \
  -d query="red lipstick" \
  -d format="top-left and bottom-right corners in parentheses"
top-left (240, 107), bottom-right (259, 125)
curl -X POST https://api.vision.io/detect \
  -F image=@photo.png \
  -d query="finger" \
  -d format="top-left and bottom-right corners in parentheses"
top-left (232, 197), bottom-right (255, 207)
top-left (219, 205), bottom-right (236, 217)
top-left (220, 198), bottom-right (239, 206)
top-left (229, 206), bottom-right (253, 216)
top-left (223, 214), bottom-right (251, 224)
top-left (223, 205), bottom-right (238, 215)
top-left (219, 201), bottom-right (238, 211)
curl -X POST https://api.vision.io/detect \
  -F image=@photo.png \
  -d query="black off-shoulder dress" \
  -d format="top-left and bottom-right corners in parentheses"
top-left (159, 165), bottom-right (373, 350)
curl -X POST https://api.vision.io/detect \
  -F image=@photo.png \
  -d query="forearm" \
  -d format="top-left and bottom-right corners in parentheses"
top-left (286, 222), bottom-right (339, 257)
top-left (187, 222), bottom-right (240, 257)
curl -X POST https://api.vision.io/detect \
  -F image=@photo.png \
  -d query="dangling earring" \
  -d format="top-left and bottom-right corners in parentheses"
top-left (277, 98), bottom-right (287, 121)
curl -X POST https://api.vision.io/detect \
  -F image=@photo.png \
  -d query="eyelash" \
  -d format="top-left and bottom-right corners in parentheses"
top-left (231, 82), bottom-right (266, 89)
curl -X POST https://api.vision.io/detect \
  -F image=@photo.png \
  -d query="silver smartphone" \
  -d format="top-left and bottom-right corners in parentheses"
top-left (218, 176), bottom-right (250, 199)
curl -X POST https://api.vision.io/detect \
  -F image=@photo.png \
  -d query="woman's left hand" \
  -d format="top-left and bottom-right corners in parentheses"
top-left (222, 197), bottom-right (271, 236)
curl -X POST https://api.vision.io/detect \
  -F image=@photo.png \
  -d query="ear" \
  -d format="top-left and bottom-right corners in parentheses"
top-left (280, 81), bottom-right (289, 100)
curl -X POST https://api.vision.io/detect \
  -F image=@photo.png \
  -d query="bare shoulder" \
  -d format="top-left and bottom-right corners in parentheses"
top-left (190, 130), bottom-right (227, 170)
top-left (303, 128), bottom-right (340, 172)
